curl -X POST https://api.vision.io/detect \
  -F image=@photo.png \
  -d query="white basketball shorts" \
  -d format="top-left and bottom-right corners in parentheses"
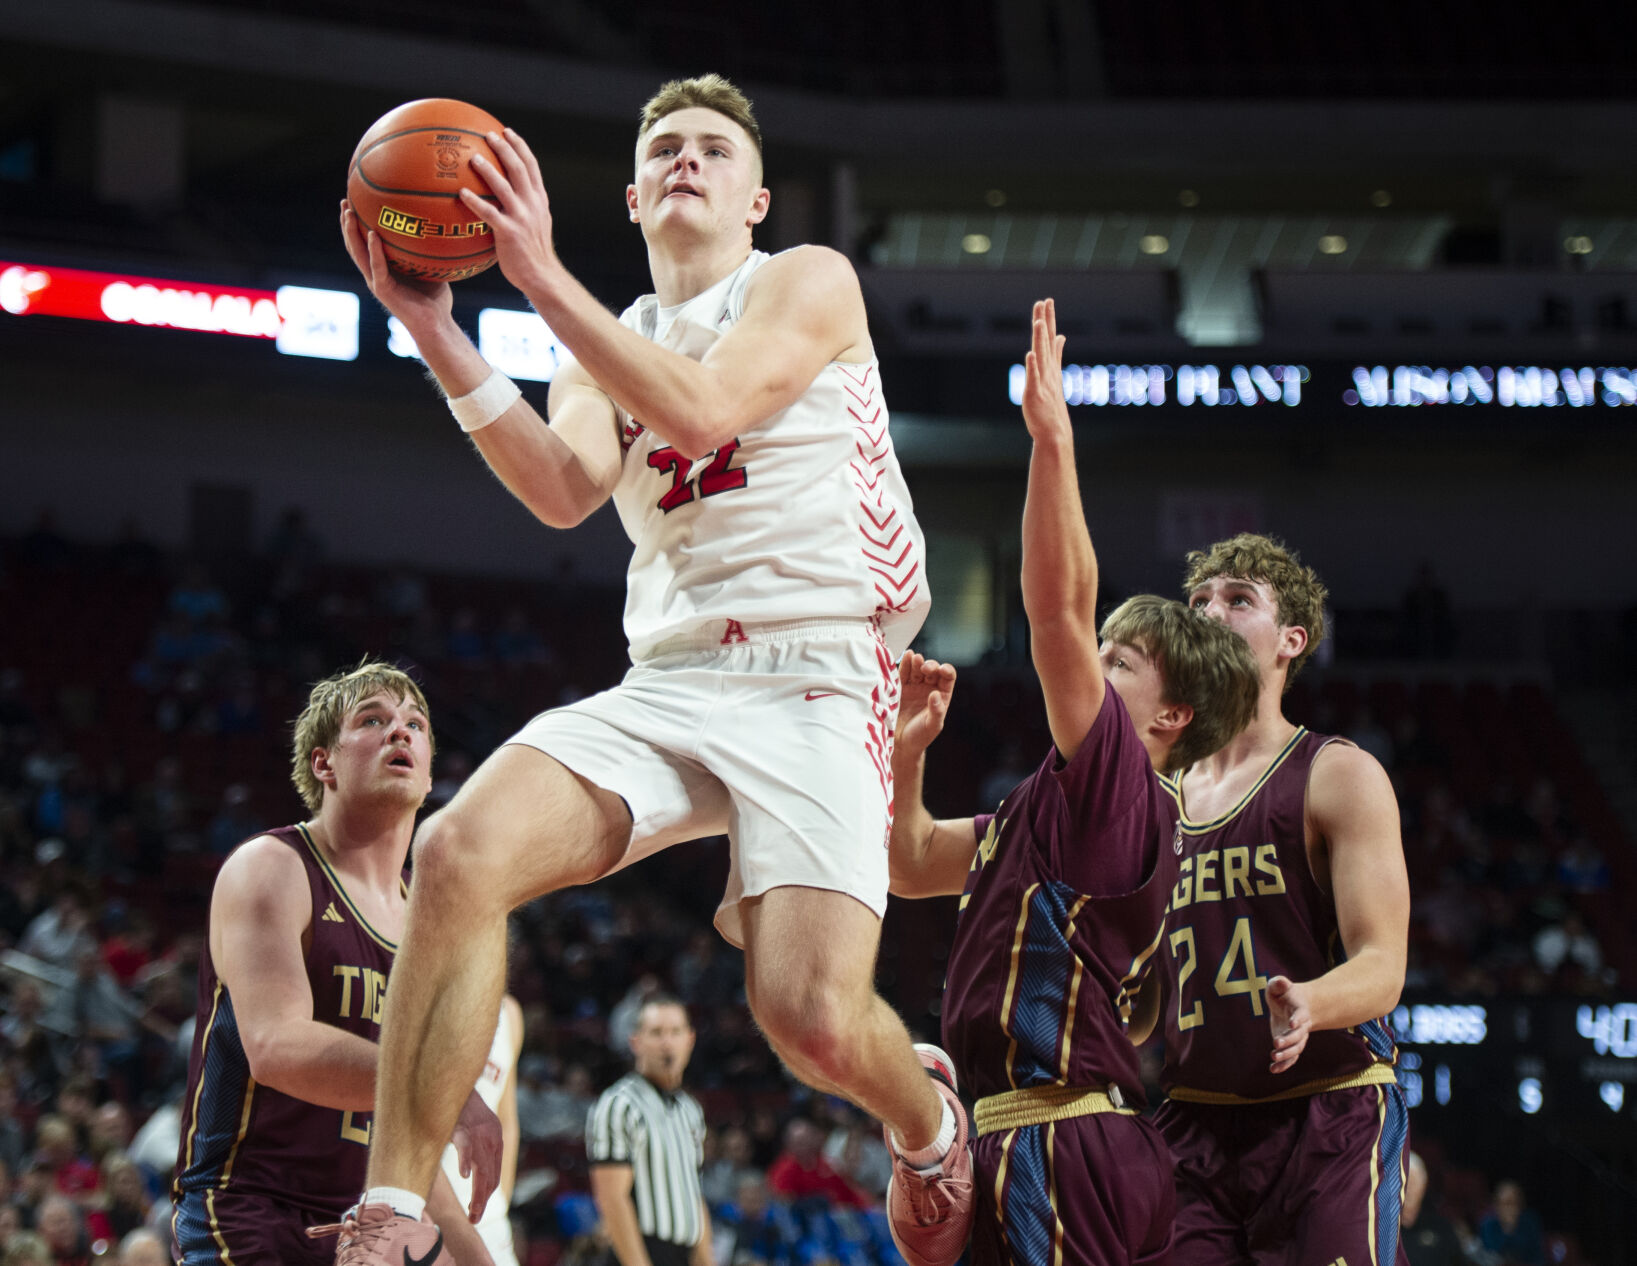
top-left (505, 617), bottom-right (900, 947)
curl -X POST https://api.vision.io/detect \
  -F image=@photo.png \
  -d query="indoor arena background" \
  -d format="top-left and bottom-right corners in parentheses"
top-left (2, 3), bottom-right (1635, 1263)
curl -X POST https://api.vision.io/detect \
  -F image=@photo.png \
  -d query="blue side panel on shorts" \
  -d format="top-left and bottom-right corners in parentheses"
top-left (999, 1127), bottom-right (1054, 1266)
top-left (1007, 881), bottom-right (1078, 1089)
top-left (1375, 1087), bottom-right (1410, 1265)
top-left (172, 1190), bottom-right (219, 1265)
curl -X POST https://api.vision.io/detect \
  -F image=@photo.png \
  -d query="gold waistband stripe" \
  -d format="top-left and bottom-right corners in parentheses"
top-left (974, 1083), bottom-right (1138, 1136)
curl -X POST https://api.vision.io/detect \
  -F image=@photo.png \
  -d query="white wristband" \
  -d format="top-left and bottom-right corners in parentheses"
top-left (447, 369), bottom-right (521, 433)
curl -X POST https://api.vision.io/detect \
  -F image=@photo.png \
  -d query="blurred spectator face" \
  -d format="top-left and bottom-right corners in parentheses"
top-left (1493, 1181), bottom-right (1524, 1231)
top-left (0, 1204), bottom-right (21, 1242)
top-left (631, 1002), bottom-right (694, 1092)
top-left (105, 1159), bottom-right (146, 1209)
top-left (117, 1231), bottom-right (167, 1266)
top-left (4, 1231), bottom-right (51, 1266)
top-left (782, 1119), bottom-right (822, 1165)
top-left (91, 1104), bottom-right (133, 1154)
top-left (57, 1080), bottom-right (95, 1124)
top-left (735, 1176), bottom-right (768, 1220)
top-left (36, 1198), bottom-right (78, 1254)
top-left (723, 1126), bottom-right (753, 1166)
top-left (35, 1119), bottom-right (77, 1167)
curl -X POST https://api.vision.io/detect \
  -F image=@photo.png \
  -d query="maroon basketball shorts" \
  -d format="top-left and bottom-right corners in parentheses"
top-left (174, 1188), bottom-right (339, 1266)
top-left (972, 1112), bottom-right (1175, 1266)
top-left (1154, 1083), bottom-right (1410, 1266)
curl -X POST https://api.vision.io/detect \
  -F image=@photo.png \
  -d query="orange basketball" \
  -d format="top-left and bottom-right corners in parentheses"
top-left (347, 99), bottom-right (505, 283)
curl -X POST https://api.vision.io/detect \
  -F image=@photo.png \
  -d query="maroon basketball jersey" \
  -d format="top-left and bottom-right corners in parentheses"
top-left (1159, 730), bottom-right (1397, 1102)
top-left (942, 688), bottom-right (1179, 1104)
top-left (173, 824), bottom-right (402, 1216)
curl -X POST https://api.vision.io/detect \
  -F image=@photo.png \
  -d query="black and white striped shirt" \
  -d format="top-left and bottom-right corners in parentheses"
top-left (585, 1072), bottom-right (707, 1247)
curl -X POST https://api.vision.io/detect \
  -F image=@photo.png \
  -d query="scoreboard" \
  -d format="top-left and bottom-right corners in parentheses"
top-left (1393, 999), bottom-right (1637, 1125)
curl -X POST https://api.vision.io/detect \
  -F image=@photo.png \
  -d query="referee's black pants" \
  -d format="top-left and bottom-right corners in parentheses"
top-left (643, 1236), bottom-right (693, 1266)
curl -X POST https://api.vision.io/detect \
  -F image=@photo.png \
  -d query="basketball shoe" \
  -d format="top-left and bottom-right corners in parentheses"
top-left (885, 1043), bottom-right (974, 1266)
top-left (309, 1201), bottom-right (444, 1266)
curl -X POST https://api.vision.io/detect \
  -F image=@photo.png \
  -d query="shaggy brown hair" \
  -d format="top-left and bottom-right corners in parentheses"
top-left (1100, 596), bottom-right (1261, 774)
top-left (1182, 532), bottom-right (1329, 687)
top-left (290, 660), bottom-right (431, 812)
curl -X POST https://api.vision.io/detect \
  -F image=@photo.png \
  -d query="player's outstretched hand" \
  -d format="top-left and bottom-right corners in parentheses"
top-left (1021, 298), bottom-right (1071, 442)
top-left (451, 1088), bottom-right (504, 1222)
top-left (339, 199), bottom-right (452, 327)
top-left (463, 128), bottom-right (559, 295)
top-left (897, 651), bottom-right (956, 759)
top-left (1266, 976), bottom-right (1312, 1074)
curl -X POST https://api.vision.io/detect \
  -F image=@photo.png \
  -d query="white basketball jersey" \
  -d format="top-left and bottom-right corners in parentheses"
top-left (440, 1003), bottom-right (518, 1266)
top-left (609, 249), bottom-right (929, 661)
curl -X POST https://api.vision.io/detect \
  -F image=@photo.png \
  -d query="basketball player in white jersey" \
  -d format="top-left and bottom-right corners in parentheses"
top-left (440, 996), bottom-right (523, 1266)
top-left (336, 75), bottom-right (973, 1266)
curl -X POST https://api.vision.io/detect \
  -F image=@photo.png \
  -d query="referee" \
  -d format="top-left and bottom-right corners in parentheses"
top-left (587, 995), bottom-right (711, 1266)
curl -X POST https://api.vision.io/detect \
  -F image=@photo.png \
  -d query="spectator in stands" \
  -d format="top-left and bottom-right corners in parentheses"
top-left (32, 1117), bottom-right (98, 1200)
top-left (1556, 836), bottom-right (1611, 894)
top-left (94, 1155), bottom-right (151, 1242)
top-left (519, 1061), bottom-right (596, 1142)
top-left (1532, 913), bottom-right (1603, 983)
top-left (821, 1107), bottom-right (891, 1201)
top-left (765, 1119), bottom-right (870, 1211)
top-left (204, 784), bottom-right (258, 856)
top-left (0, 1072), bottom-right (25, 1174)
top-left (34, 1196), bottom-right (90, 1266)
top-left (18, 890), bottom-right (95, 970)
top-left (1401, 1152), bottom-right (1469, 1266)
top-left (1347, 707), bottom-right (1395, 768)
top-left (115, 1228), bottom-right (168, 1266)
top-left (700, 1126), bottom-right (759, 1210)
top-left (165, 562), bottom-right (228, 627)
top-left (3, 1232), bottom-right (50, 1266)
top-left (0, 1204), bottom-right (25, 1251)
top-left (1478, 1180), bottom-right (1543, 1266)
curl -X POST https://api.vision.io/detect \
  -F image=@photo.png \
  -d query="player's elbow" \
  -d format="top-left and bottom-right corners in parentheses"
top-left (239, 1027), bottom-right (293, 1090)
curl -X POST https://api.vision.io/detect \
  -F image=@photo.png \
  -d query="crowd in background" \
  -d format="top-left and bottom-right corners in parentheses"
top-left (0, 515), bottom-right (1623, 1265)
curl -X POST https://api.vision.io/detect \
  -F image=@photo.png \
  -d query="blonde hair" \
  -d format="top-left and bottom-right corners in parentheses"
top-left (1100, 596), bottom-right (1261, 774)
top-left (638, 74), bottom-right (763, 170)
top-left (1182, 532), bottom-right (1329, 687)
top-left (289, 660), bottom-right (431, 812)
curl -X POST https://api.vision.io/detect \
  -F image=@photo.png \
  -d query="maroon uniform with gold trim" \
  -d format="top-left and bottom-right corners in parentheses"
top-left (941, 688), bottom-right (1177, 1266)
top-left (171, 825), bottom-right (403, 1266)
top-left (1153, 728), bottom-right (1408, 1266)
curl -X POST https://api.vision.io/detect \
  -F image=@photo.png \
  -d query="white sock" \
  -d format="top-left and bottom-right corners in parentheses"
top-left (894, 1099), bottom-right (957, 1175)
top-left (363, 1187), bottom-right (426, 1221)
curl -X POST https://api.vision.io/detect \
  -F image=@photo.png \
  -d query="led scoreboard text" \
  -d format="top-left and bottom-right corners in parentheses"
top-left (1008, 363), bottom-right (1306, 408)
top-left (1003, 362), bottom-right (1637, 409)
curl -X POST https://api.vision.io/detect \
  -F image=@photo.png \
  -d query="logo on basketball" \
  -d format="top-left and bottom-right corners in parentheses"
top-left (377, 206), bottom-right (428, 238)
top-left (435, 147), bottom-right (461, 172)
top-left (375, 206), bottom-right (492, 241)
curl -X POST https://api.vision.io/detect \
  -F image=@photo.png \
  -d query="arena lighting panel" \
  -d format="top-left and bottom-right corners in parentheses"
top-left (0, 260), bottom-right (359, 361)
top-left (388, 308), bottom-right (568, 382)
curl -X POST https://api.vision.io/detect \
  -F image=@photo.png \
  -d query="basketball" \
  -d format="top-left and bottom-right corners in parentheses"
top-left (347, 99), bottom-right (506, 283)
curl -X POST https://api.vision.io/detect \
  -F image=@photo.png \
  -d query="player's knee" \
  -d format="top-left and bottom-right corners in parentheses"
top-left (410, 811), bottom-right (507, 907)
top-left (752, 984), bottom-right (853, 1078)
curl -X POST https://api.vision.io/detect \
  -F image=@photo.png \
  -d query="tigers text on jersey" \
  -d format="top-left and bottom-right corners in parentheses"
top-left (173, 825), bottom-right (400, 1221)
top-left (608, 249), bottom-right (929, 661)
top-left (1159, 730), bottom-right (1399, 1103)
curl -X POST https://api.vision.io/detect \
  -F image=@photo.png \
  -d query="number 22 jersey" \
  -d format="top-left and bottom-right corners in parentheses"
top-left (607, 249), bottom-right (929, 661)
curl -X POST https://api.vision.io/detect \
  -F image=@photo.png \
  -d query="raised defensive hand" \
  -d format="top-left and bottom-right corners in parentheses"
top-left (1266, 976), bottom-right (1312, 1074)
top-left (1020, 298), bottom-right (1072, 443)
top-left (450, 1087), bottom-right (504, 1222)
top-left (338, 199), bottom-right (453, 327)
top-left (461, 128), bottom-right (560, 294)
top-left (896, 651), bottom-right (956, 759)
